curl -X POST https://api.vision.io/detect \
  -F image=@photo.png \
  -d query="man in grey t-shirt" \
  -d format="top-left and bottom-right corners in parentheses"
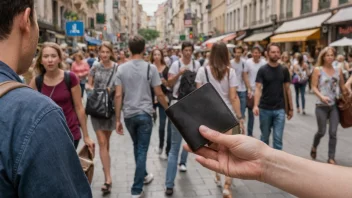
top-left (114, 36), bottom-right (168, 198)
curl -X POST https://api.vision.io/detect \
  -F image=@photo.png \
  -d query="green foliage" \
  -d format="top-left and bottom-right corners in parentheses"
top-left (87, 0), bottom-right (100, 7)
top-left (138, 29), bottom-right (160, 41)
top-left (64, 11), bottom-right (79, 20)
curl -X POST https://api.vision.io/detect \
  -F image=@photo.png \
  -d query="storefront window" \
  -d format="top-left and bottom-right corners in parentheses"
top-left (286, 0), bottom-right (293, 19)
top-left (301, 0), bottom-right (312, 14)
top-left (318, 0), bottom-right (330, 10)
top-left (339, 0), bottom-right (348, 5)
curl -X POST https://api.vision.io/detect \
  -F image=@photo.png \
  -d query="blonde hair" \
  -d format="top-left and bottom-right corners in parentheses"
top-left (74, 52), bottom-right (84, 61)
top-left (99, 41), bottom-right (116, 62)
top-left (34, 42), bottom-right (64, 75)
top-left (315, 47), bottom-right (336, 67)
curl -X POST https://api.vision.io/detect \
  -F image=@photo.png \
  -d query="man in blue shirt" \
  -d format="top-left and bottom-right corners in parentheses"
top-left (0, 1), bottom-right (92, 197)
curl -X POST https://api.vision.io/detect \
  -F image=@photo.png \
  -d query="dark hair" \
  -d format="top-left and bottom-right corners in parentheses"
top-left (209, 42), bottom-right (230, 81)
top-left (150, 49), bottom-right (166, 66)
top-left (297, 53), bottom-right (304, 66)
top-left (89, 52), bottom-right (95, 58)
top-left (266, 43), bottom-right (281, 53)
top-left (181, 41), bottom-right (194, 52)
top-left (348, 53), bottom-right (352, 58)
top-left (252, 46), bottom-right (262, 53)
top-left (233, 46), bottom-right (244, 53)
top-left (128, 35), bottom-right (145, 55)
top-left (0, 0), bottom-right (34, 40)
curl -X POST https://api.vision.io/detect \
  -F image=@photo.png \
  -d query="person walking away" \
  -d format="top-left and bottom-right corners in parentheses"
top-left (87, 52), bottom-right (96, 68)
top-left (310, 47), bottom-right (347, 165)
top-left (30, 42), bottom-right (95, 150)
top-left (164, 41), bottom-right (201, 195)
top-left (293, 53), bottom-right (310, 114)
top-left (253, 43), bottom-right (293, 150)
top-left (195, 42), bottom-right (245, 197)
top-left (71, 52), bottom-right (90, 97)
top-left (118, 50), bottom-right (129, 65)
top-left (230, 46), bottom-right (249, 118)
top-left (114, 35), bottom-right (169, 198)
top-left (86, 41), bottom-right (118, 194)
top-left (150, 49), bottom-right (172, 159)
top-left (244, 46), bottom-right (266, 137)
top-left (0, 1), bottom-right (92, 197)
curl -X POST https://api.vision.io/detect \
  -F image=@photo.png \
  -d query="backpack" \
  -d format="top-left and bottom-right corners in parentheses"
top-left (35, 71), bottom-right (71, 93)
top-left (177, 60), bottom-right (196, 100)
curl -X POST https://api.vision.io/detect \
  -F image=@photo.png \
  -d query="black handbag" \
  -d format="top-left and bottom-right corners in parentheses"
top-left (86, 64), bottom-right (117, 119)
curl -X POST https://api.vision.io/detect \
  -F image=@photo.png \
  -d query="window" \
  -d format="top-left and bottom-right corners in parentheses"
top-left (318, 0), bottom-right (330, 10)
top-left (234, 10), bottom-right (236, 31)
top-left (244, 6), bottom-right (248, 27)
top-left (249, 4), bottom-right (252, 26)
top-left (339, 0), bottom-right (348, 4)
top-left (259, 0), bottom-right (263, 22)
top-left (237, 8), bottom-right (240, 30)
top-left (265, 0), bottom-right (269, 22)
top-left (280, 0), bottom-right (285, 19)
top-left (301, 0), bottom-right (312, 14)
top-left (253, 1), bottom-right (257, 24)
top-left (286, 0), bottom-right (293, 18)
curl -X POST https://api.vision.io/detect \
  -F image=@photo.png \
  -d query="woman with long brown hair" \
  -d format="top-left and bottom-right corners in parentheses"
top-left (150, 49), bottom-right (171, 159)
top-left (310, 47), bottom-right (347, 165)
top-left (86, 41), bottom-right (117, 194)
top-left (293, 53), bottom-right (310, 114)
top-left (29, 42), bottom-right (94, 150)
top-left (195, 42), bottom-right (244, 197)
top-left (279, 52), bottom-right (292, 76)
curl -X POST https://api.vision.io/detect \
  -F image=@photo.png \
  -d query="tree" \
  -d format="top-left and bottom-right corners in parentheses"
top-left (138, 29), bottom-right (160, 41)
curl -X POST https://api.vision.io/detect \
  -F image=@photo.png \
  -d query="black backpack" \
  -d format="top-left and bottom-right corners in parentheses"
top-left (36, 71), bottom-right (71, 93)
top-left (177, 60), bottom-right (196, 100)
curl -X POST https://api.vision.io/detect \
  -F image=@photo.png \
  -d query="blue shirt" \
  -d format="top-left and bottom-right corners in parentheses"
top-left (0, 62), bottom-right (92, 198)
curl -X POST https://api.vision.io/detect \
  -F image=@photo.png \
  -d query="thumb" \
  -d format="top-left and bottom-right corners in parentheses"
top-left (199, 126), bottom-right (232, 148)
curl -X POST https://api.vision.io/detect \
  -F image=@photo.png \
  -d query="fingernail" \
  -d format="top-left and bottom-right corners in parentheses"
top-left (199, 125), bottom-right (210, 133)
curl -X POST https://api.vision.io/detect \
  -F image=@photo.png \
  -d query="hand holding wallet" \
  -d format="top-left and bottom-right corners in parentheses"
top-left (166, 83), bottom-right (239, 151)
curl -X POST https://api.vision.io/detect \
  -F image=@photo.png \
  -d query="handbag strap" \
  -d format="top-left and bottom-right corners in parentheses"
top-left (204, 66), bottom-right (210, 83)
top-left (106, 63), bottom-right (117, 88)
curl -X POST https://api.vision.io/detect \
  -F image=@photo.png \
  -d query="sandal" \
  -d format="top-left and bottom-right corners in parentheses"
top-left (310, 147), bottom-right (317, 160)
top-left (327, 159), bottom-right (336, 165)
top-left (101, 183), bottom-right (112, 195)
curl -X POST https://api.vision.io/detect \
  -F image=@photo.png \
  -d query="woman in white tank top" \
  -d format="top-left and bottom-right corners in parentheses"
top-left (195, 42), bottom-right (244, 197)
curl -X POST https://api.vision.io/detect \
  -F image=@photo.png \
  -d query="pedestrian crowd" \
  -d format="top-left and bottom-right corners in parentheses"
top-left (2, 1), bottom-right (352, 198)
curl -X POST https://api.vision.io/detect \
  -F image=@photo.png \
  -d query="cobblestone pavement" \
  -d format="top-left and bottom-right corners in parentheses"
top-left (84, 90), bottom-right (352, 198)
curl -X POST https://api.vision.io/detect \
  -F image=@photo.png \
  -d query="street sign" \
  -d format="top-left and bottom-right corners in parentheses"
top-left (65, 21), bottom-right (84, 37)
top-left (180, 35), bottom-right (186, 41)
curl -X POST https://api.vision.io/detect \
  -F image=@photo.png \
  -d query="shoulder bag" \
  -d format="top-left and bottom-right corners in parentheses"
top-left (85, 64), bottom-right (117, 119)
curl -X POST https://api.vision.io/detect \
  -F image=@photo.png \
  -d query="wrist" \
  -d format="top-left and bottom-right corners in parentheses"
top-left (259, 147), bottom-right (276, 183)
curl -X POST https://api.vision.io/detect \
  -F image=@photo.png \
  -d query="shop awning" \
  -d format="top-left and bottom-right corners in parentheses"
top-left (271, 28), bottom-right (320, 43)
top-left (275, 12), bottom-right (331, 34)
top-left (84, 35), bottom-right (102, 46)
top-left (55, 33), bottom-right (65, 39)
top-left (202, 33), bottom-right (235, 46)
top-left (329, 37), bottom-right (352, 47)
top-left (222, 33), bottom-right (237, 42)
top-left (244, 32), bottom-right (272, 42)
top-left (236, 32), bottom-right (247, 41)
top-left (326, 6), bottom-right (352, 24)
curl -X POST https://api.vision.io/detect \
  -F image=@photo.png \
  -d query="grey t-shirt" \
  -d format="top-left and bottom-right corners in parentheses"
top-left (114, 60), bottom-right (161, 118)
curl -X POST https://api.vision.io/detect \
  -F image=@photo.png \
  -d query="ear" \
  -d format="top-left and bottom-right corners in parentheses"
top-left (19, 8), bottom-right (32, 33)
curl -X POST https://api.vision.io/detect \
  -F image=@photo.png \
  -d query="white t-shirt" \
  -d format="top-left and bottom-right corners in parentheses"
top-left (169, 59), bottom-right (201, 99)
top-left (230, 59), bottom-right (248, 92)
top-left (195, 66), bottom-right (239, 116)
top-left (245, 58), bottom-right (267, 91)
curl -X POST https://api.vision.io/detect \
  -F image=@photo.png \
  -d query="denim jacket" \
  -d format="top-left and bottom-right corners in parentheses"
top-left (0, 62), bottom-right (92, 198)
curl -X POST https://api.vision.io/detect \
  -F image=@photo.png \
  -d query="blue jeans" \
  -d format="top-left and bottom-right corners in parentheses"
top-left (247, 107), bottom-right (254, 136)
top-left (157, 104), bottom-right (171, 155)
top-left (165, 123), bottom-right (189, 188)
top-left (259, 109), bottom-right (286, 150)
top-left (80, 83), bottom-right (85, 98)
top-left (237, 91), bottom-right (247, 118)
top-left (294, 83), bottom-right (306, 109)
top-left (124, 113), bottom-right (153, 195)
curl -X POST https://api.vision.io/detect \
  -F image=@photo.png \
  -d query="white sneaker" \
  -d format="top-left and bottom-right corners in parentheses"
top-left (159, 153), bottom-right (168, 160)
top-left (179, 164), bottom-right (187, 172)
top-left (144, 173), bottom-right (154, 184)
top-left (132, 191), bottom-right (144, 198)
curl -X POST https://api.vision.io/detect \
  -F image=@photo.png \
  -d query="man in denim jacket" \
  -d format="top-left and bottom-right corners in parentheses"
top-left (0, 1), bottom-right (92, 197)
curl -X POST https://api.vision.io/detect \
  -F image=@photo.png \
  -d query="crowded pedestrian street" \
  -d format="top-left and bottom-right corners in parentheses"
top-left (86, 90), bottom-right (352, 198)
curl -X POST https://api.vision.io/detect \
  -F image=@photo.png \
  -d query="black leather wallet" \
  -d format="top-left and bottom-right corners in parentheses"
top-left (166, 83), bottom-right (239, 151)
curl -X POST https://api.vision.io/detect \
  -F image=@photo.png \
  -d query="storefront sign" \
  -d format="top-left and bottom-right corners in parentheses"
top-left (337, 25), bottom-right (352, 39)
top-left (184, 13), bottom-right (192, 28)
